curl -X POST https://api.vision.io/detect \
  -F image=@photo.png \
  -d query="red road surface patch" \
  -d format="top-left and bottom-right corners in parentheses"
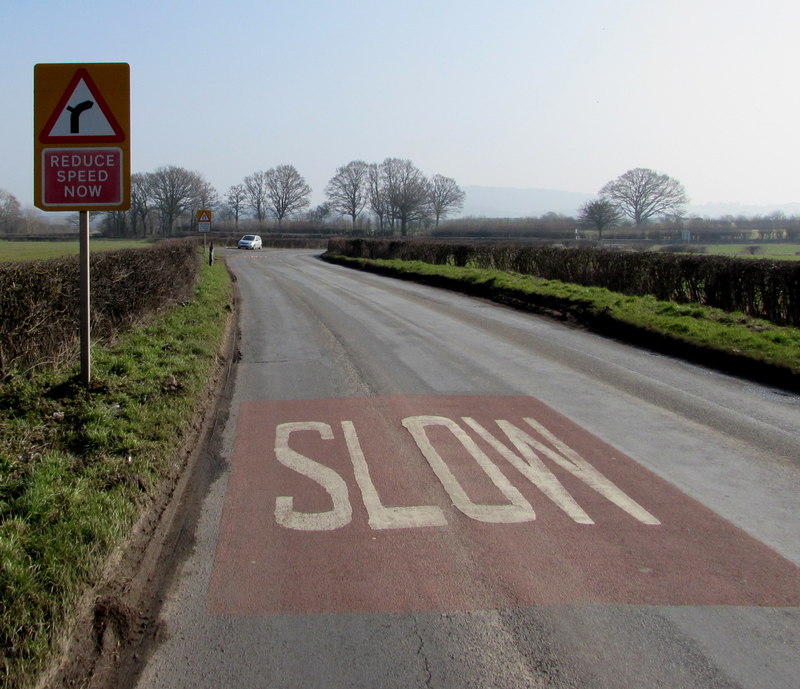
top-left (208, 396), bottom-right (800, 615)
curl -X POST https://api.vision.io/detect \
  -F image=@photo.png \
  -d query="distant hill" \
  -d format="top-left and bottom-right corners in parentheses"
top-left (460, 186), bottom-right (592, 218)
top-left (685, 201), bottom-right (800, 218)
top-left (458, 185), bottom-right (800, 219)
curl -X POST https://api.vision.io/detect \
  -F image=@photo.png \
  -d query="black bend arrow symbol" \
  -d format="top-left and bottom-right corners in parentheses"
top-left (67, 100), bottom-right (94, 134)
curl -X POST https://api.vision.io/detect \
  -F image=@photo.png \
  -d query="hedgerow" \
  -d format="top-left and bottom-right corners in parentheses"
top-left (0, 239), bottom-right (200, 379)
top-left (327, 238), bottom-right (800, 327)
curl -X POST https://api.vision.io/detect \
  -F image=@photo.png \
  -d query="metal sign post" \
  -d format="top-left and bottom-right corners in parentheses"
top-left (79, 211), bottom-right (91, 385)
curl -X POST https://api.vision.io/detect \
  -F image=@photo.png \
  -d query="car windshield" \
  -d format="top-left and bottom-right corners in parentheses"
top-left (242, 235), bottom-right (255, 241)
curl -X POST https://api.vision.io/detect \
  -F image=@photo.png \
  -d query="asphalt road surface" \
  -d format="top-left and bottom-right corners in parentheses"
top-left (131, 248), bottom-right (800, 689)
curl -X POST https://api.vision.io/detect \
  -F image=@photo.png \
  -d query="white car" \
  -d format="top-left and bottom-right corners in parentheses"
top-left (237, 234), bottom-right (262, 250)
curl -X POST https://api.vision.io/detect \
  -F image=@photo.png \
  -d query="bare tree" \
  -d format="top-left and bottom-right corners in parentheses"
top-left (130, 173), bottom-right (154, 237)
top-left (0, 189), bottom-right (22, 234)
top-left (325, 160), bottom-right (369, 232)
top-left (148, 166), bottom-right (205, 235)
top-left (266, 164), bottom-right (312, 226)
top-left (367, 163), bottom-right (390, 233)
top-left (195, 178), bottom-right (218, 209)
top-left (429, 174), bottom-right (465, 227)
top-left (225, 184), bottom-right (247, 227)
top-left (243, 170), bottom-right (270, 224)
top-left (102, 210), bottom-right (129, 237)
top-left (307, 202), bottom-right (332, 225)
top-left (380, 158), bottom-right (430, 236)
top-left (578, 198), bottom-right (621, 240)
top-left (19, 207), bottom-right (50, 235)
top-left (599, 168), bottom-right (688, 226)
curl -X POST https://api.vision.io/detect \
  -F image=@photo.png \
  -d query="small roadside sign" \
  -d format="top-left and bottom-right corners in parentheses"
top-left (197, 209), bottom-right (212, 232)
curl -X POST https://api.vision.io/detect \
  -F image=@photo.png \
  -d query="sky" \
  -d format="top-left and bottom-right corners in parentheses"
top-left (3, 0), bottom-right (800, 216)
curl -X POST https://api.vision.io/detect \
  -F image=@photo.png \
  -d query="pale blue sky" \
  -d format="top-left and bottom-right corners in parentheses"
top-left (3, 0), bottom-right (799, 214)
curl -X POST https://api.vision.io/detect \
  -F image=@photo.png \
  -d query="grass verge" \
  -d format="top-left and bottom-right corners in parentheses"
top-left (323, 254), bottom-right (800, 390)
top-left (0, 258), bottom-right (232, 688)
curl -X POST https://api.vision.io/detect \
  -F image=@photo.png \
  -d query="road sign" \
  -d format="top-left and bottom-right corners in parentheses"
top-left (197, 209), bottom-right (212, 232)
top-left (34, 63), bottom-right (130, 211)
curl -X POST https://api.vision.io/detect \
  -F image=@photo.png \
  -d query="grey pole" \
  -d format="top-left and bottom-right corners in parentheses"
top-left (79, 210), bottom-right (91, 385)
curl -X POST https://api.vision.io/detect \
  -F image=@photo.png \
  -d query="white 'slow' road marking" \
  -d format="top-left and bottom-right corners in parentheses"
top-left (273, 413), bottom-right (660, 531)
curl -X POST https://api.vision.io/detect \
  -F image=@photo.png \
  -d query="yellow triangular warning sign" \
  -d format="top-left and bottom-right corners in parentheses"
top-left (39, 68), bottom-right (125, 144)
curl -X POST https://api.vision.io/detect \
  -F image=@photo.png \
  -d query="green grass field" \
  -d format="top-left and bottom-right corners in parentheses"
top-left (700, 243), bottom-right (800, 260)
top-left (0, 239), bottom-right (151, 263)
top-left (650, 243), bottom-right (800, 260)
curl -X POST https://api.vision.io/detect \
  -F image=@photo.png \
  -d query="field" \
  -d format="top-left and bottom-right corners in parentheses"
top-left (653, 243), bottom-right (800, 260)
top-left (700, 243), bottom-right (800, 260)
top-left (0, 239), bottom-right (151, 262)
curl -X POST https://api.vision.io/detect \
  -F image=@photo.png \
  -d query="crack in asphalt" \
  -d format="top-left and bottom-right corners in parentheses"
top-left (413, 616), bottom-right (434, 689)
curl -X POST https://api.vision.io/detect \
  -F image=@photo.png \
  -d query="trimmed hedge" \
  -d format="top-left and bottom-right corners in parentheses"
top-left (0, 239), bottom-right (200, 378)
top-left (328, 238), bottom-right (800, 327)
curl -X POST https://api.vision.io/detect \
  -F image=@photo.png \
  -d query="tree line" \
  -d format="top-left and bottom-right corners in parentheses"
top-left (225, 158), bottom-right (465, 237)
top-left (100, 158), bottom-right (465, 237)
top-left (0, 158), bottom-right (464, 238)
top-left (0, 165), bottom-right (709, 240)
top-left (3, 165), bottom-right (800, 242)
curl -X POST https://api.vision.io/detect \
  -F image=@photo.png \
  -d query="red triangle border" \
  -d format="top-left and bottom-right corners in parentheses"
top-left (39, 68), bottom-right (125, 144)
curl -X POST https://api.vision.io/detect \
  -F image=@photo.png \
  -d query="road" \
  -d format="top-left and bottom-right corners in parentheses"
top-left (131, 248), bottom-right (800, 689)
